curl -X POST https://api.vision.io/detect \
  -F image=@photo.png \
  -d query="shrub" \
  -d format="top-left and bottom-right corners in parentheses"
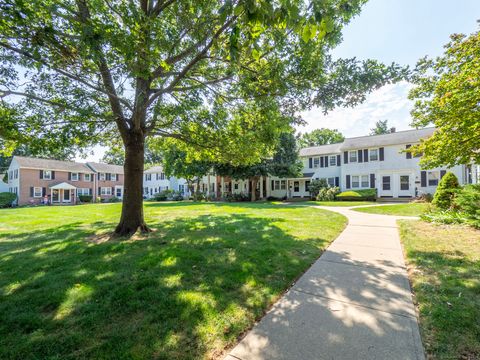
top-left (172, 191), bottom-right (184, 201)
top-left (107, 196), bottom-right (121, 203)
top-left (432, 172), bottom-right (460, 210)
top-left (414, 193), bottom-right (433, 203)
top-left (454, 184), bottom-right (480, 227)
top-left (308, 179), bottom-right (328, 198)
top-left (420, 209), bottom-right (466, 225)
top-left (78, 195), bottom-right (93, 203)
top-left (0, 192), bottom-right (17, 208)
top-left (336, 189), bottom-right (376, 201)
top-left (154, 190), bottom-right (172, 201)
top-left (316, 186), bottom-right (340, 201)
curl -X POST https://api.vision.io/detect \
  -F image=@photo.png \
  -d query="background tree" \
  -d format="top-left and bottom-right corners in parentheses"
top-left (296, 128), bottom-right (344, 148)
top-left (0, 0), bottom-right (406, 235)
top-left (408, 29), bottom-right (480, 168)
top-left (101, 139), bottom-right (162, 166)
top-left (369, 119), bottom-right (395, 135)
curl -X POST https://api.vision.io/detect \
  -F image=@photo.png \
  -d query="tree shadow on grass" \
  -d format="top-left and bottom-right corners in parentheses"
top-left (0, 213), bottom-right (331, 360)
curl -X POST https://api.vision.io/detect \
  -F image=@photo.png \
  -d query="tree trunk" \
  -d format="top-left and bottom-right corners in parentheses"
top-left (251, 177), bottom-right (258, 202)
top-left (114, 130), bottom-right (151, 236)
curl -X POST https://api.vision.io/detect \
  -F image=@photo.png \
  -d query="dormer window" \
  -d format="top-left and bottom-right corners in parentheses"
top-left (349, 151), bottom-right (357, 163)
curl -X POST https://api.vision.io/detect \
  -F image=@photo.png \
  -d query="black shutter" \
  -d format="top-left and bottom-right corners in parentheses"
top-left (91, 174), bottom-right (94, 182)
top-left (421, 171), bottom-right (427, 187)
top-left (358, 149), bottom-right (363, 163)
top-left (30, 187), bottom-right (34, 197)
top-left (336, 154), bottom-right (341, 166)
top-left (309, 158), bottom-right (312, 168)
top-left (52, 171), bottom-right (55, 179)
top-left (271, 180), bottom-right (274, 190)
top-left (68, 172), bottom-right (71, 180)
top-left (89, 188), bottom-right (92, 195)
top-left (440, 170), bottom-right (447, 178)
top-left (320, 157), bottom-right (324, 168)
top-left (112, 187), bottom-right (115, 195)
top-left (370, 174), bottom-right (375, 189)
top-left (346, 175), bottom-right (351, 189)
top-left (406, 144), bottom-right (412, 159)
top-left (40, 170), bottom-right (43, 179)
top-left (379, 147), bottom-right (385, 161)
top-left (363, 149), bottom-right (369, 162)
top-left (335, 177), bottom-right (339, 187)
top-left (98, 187), bottom-right (101, 195)
top-left (42, 187), bottom-right (46, 196)
top-left (344, 151), bottom-right (348, 164)
top-left (324, 156), bottom-right (329, 168)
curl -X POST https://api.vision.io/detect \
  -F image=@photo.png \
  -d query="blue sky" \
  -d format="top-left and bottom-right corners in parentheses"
top-left (300, 0), bottom-right (480, 138)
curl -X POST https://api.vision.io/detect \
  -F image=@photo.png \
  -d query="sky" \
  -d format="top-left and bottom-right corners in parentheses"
top-left (299, 0), bottom-right (480, 138)
top-left (80, 0), bottom-right (480, 161)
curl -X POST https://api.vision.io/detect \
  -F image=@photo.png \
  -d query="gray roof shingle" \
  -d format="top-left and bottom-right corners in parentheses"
top-left (86, 162), bottom-right (124, 174)
top-left (13, 156), bottom-right (93, 173)
top-left (299, 143), bottom-right (343, 157)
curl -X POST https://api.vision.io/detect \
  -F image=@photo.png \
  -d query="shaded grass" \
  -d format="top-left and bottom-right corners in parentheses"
top-left (354, 203), bottom-right (429, 216)
top-left (399, 220), bottom-right (480, 359)
top-left (0, 202), bottom-right (346, 359)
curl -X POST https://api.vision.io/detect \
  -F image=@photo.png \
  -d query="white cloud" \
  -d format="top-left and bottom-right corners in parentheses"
top-left (298, 81), bottom-right (414, 137)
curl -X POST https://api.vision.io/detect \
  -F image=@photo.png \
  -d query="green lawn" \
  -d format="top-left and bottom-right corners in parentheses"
top-left (353, 202), bottom-right (429, 216)
top-left (399, 220), bottom-right (480, 359)
top-left (0, 202), bottom-right (346, 360)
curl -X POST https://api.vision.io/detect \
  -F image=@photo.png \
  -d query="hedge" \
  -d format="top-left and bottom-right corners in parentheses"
top-left (0, 192), bottom-right (17, 208)
top-left (336, 189), bottom-right (376, 201)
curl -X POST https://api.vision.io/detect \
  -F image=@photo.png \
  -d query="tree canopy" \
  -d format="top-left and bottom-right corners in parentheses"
top-left (296, 128), bottom-right (344, 148)
top-left (408, 29), bottom-right (480, 168)
top-left (369, 119), bottom-right (395, 135)
top-left (0, 0), bottom-right (406, 235)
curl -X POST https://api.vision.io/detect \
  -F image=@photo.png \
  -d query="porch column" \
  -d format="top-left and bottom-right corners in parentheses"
top-left (259, 176), bottom-right (264, 199)
top-left (207, 175), bottom-right (211, 196)
top-left (221, 177), bottom-right (225, 197)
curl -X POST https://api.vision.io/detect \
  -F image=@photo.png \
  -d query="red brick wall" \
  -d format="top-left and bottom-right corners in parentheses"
top-left (96, 174), bottom-right (124, 200)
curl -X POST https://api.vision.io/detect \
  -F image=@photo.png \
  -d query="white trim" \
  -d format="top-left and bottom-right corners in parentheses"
top-left (33, 187), bottom-right (42, 198)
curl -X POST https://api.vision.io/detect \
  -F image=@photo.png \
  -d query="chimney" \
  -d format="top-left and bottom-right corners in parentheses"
top-left (390, 127), bottom-right (396, 133)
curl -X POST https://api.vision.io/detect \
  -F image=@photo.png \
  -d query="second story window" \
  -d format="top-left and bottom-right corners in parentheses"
top-left (71, 173), bottom-right (79, 181)
top-left (14, 169), bottom-right (18, 179)
top-left (43, 170), bottom-right (52, 180)
top-left (329, 156), bottom-right (336, 166)
top-left (313, 157), bottom-right (320, 168)
top-left (349, 151), bottom-right (357, 163)
top-left (84, 173), bottom-right (91, 181)
top-left (111, 173), bottom-right (117, 181)
top-left (145, 174), bottom-right (152, 181)
top-left (99, 173), bottom-right (106, 181)
top-left (369, 149), bottom-right (379, 161)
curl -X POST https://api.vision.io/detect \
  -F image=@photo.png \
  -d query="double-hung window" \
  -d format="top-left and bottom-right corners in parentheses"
top-left (280, 180), bottom-right (286, 190)
top-left (327, 177), bottom-right (335, 187)
top-left (369, 149), bottom-right (379, 161)
top-left (313, 157), bottom-right (320, 168)
top-left (274, 180), bottom-right (280, 190)
top-left (84, 173), bottom-right (91, 181)
top-left (361, 175), bottom-right (369, 188)
top-left (101, 187), bottom-right (112, 195)
top-left (351, 176), bottom-right (360, 188)
top-left (71, 173), bottom-right (79, 181)
top-left (145, 174), bottom-right (151, 181)
top-left (34, 187), bottom-right (42, 197)
top-left (99, 173), bottom-right (106, 181)
top-left (43, 170), bottom-right (52, 180)
top-left (329, 156), bottom-right (336, 166)
top-left (427, 171), bottom-right (439, 186)
top-left (349, 151), bottom-right (357, 163)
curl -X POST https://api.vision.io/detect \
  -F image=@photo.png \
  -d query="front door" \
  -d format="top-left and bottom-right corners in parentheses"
top-left (379, 175), bottom-right (393, 197)
top-left (115, 186), bottom-right (123, 198)
top-left (397, 174), bottom-right (414, 197)
top-left (52, 189), bottom-right (59, 202)
top-left (63, 189), bottom-right (71, 202)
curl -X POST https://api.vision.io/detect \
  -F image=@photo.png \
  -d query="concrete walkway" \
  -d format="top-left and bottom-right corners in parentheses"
top-left (225, 206), bottom-right (425, 360)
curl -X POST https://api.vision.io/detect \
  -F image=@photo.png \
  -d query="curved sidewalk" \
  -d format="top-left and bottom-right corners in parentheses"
top-left (225, 206), bottom-right (425, 360)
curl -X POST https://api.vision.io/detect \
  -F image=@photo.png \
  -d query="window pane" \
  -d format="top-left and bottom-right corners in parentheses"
top-left (382, 176), bottom-right (391, 190)
top-left (313, 158), bottom-right (320, 168)
top-left (400, 175), bottom-right (409, 190)
top-left (328, 177), bottom-right (335, 187)
top-left (329, 156), bottom-right (336, 166)
top-left (370, 149), bottom-right (378, 161)
top-left (428, 171), bottom-right (439, 186)
top-left (361, 175), bottom-right (369, 188)
top-left (280, 180), bottom-right (286, 190)
top-left (349, 151), bottom-right (357, 162)
top-left (352, 176), bottom-right (360, 188)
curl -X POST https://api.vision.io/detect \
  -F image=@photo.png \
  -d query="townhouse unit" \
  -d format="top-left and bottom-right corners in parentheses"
top-left (6, 157), bottom-right (124, 205)
top-left (143, 165), bottom-right (191, 198)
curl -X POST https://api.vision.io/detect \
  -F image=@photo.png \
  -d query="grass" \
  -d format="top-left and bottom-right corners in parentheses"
top-left (398, 220), bottom-right (480, 359)
top-left (353, 202), bottom-right (429, 216)
top-left (0, 201), bottom-right (346, 360)
top-left (309, 201), bottom-right (375, 207)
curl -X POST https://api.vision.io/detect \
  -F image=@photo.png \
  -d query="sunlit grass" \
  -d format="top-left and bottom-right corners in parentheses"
top-left (354, 203), bottom-right (429, 216)
top-left (0, 201), bottom-right (346, 359)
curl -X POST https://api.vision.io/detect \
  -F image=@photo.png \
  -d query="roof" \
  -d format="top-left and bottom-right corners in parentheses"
top-left (13, 156), bottom-right (93, 173)
top-left (299, 143), bottom-right (343, 157)
top-left (144, 165), bottom-right (164, 174)
top-left (302, 172), bottom-right (315, 178)
top-left (341, 127), bottom-right (435, 150)
top-left (50, 182), bottom-right (77, 190)
top-left (86, 162), bottom-right (124, 174)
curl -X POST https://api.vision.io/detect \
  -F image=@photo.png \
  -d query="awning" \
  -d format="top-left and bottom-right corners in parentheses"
top-left (49, 182), bottom-right (77, 190)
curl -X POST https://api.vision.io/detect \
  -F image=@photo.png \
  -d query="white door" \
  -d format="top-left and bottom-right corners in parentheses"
top-left (115, 186), bottom-right (123, 198)
top-left (397, 174), bottom-right (414, 197)
top-left (63, 189), bottom-right (71, 203)
top-left (379, 175), bottom-right (393, 197)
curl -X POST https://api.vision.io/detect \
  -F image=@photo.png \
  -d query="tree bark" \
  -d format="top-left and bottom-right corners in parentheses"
top-left (251, 177), bottom-right (259, 202)
top-left (114, 130), bottom-right (151, 236)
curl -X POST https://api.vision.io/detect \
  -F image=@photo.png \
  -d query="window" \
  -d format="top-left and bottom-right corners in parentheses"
top-left (111, 173), bottom-right (117, 181)
top-left (400, 175), bottom-right (410, 190)
top-left (234, 183), bottom-right (239, 190)
top-left (428, 171), bottom-right (439, 186)
top-left (71, 172), bottom-right (79, 181)
top-left (313, 157), bottom-right (320, 168)
top-left (116, 187), bottom-right (122, 197)
top-left (77, 188), bottom-right (90, 195)
top-left (361, 175), bottom-right (369, 188)
top-left (369, 149), bottom-right (379, 161)
top-left (9, 171), bottom-right (13, 181)
top-left (305, 181), bottom-right (310, 191)
top-left (178, 185), bottom-right (185, 194)
top-left (382, 176), bottom-right (391, 190)
top-left (84, 173), bottom-right (91, 181)
top-left (43, 170), bottom-right (52, 180)
top-left (293, 181), bottom-right (299, 192)
top-left (327, 177), bottom-right (335, 187)
top-left (351, 176), bottom-right (360, 188)
top-left (14, 169), bottom-right (18, 179)
top-left (100, 187), bottom-right (112, 195)
top-left (349, 151), bottom-right (357, 163)
top-left (34, 187), bottom-right (42, 198)
top-left (144, 187), bottom-right (149, 195)
top-left (274, 180), bottom-right (280, 190)
top-left (329, 156), bottom-right (336, 166)
top-left (145, 174), bottom-right (151, 181)
top-left (99, 173), bottom-right (106, 181)
top-left (280, 180), bottom-right (286, 190)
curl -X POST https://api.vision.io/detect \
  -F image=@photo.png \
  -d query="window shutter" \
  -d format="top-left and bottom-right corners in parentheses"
top-left (309, 158), bottom-right (312, 168)
top-left (40, 170), bottom-right (43, 179)
top-left (363, 149), bottom-right (369, 162)
top-left (379, 147), bottom-right (385, 161)
top-left (98, 187), bottom-right (101, 195)
top-left (406, 144), bottom-right (412, 159)
top-left (30, 187), bottom-right (34, 197)
top-left (324, 156), bottom-right (329, 168)
top-left (52, 171), bottom-right (55, 179)
top-left (421, 171), bottom-right (427, 187)
top-left (89, 188), bottom-right (92, 195)
top-left (42, 187), bottom-right (46, 196)
top-left (440, 170), bottom-right (447, 178)
top-left (112, 187), bottom-right (115, 194)
top-left (346, 175), bottom-right (351, 189)
top-left (91, 175), bottom-right (94, 182)
top-left (68, 172), bottom-right (71, 180)
top-left (335, 177), bottom-right (339, 187)
top-left (358, 149), bottom-right (363, 163)
top-left (271, 180), bottom-right (274, 190)
top-left (336, 155), bottom-right (341, 166)
top-left (344, 151), bottom-right (348, 164)
top-left (320, 157), bottom-right (324, 168)
top-left (370, 174), bottom-right (375, 189)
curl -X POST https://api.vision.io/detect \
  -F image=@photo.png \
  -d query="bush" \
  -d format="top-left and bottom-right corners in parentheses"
top-left (420, 209), bottom-right (467, 225)
top-left (107, 196), bottom-right (121, 203)
top-left (154, 190), bottom-right (172, 201)
top-left (414, 193), bottom-right (433, 203)
top-left (0, 192), bottom-right (17, 208)
top-left (432, 172), bottom-right (460, 210)
top-left (316, 187), bottom-right (340, 201)
top-left (308, 179), bottom-right (328, 198)
top-left (454, 184), bottom-right (480, 227)
top-left (223, 192), bottom-right (250, 202)
top-left (172, 191), bottom-right (184, 201)
top-left (78, 195), bottom-right (93, 203)
top-left (336, 189), bottom-right (376, 201)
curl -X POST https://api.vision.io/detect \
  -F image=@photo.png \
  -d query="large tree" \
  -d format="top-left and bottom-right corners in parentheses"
top-left (369, 119), bottom-right (394, 135)
top-left (0, 0), bottom-right (405, 235)
top-left (408, 29), bottom-right (480, 168)
top-left (297, 128), bottom-right (344, 148)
